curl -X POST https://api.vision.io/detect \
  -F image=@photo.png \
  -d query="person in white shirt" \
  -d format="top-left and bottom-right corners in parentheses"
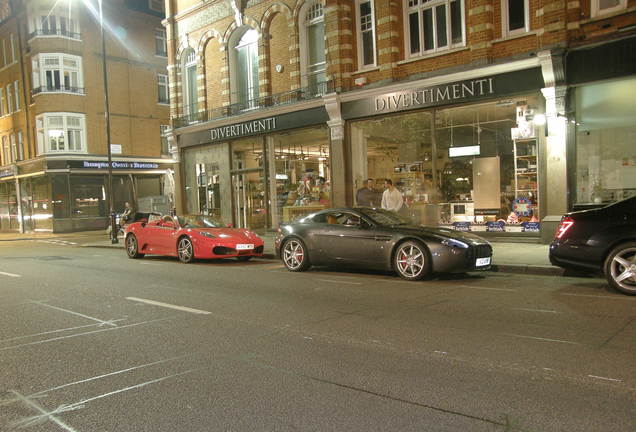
top-left (381, 179), bottom-right (403, 213)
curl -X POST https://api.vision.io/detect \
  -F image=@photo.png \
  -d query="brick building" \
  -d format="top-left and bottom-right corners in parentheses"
top-left (166, 0), bottom-right (636, 241)
top-left (0, 0), bottom-right (173, 233)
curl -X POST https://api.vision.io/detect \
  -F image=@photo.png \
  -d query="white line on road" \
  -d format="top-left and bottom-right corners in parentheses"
top-left (512, 308), bottom-right (559, 314)
top-left (588, 375), bottom-right (622, 382)
top-left (560, 293), bottom-right (635, 300)
top-left (0, 319), bottom-right (127, 344)
top-left (317, 279), bottom-right (363, 285)
top-left (9, 390), bottom-right (79, 432)
top-left (505, 333), bottom-right (579, 345)
top-left (0, 317), bottom-right (172, 351)
top-left (33, 301), bottom-right (118, 327)
top-left (0, 271), bottom-right (21, 278)
top-left (126, 297), bottom-right (211, 314)
top-left (456, 284), bottom-right (516, 292)
top-left (30, 355), bottom-right (186, 397)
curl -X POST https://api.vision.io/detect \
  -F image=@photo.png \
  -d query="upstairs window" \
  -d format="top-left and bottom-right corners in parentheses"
top-left (160, 125), bottom-right (170, 155)
top-left (356, 0), bottom-right (376, 68)
top-left (36, 113), bottom-right (86, 154)
top-left (157, 74), bottom-right (169, 104)
top-left (591, 0), bottom-right (627, 17)
top-left (300, 1), bottom-right (326, 93)
top-left (155, 28), bottom-right (167, 56)
top-left (503, 0), bottom-right (528, 36)
top-left (32, 54), bottom-right (83, 95)
top-left (182, 48), bottom-right (197, 116)
top-left (28, 1), bottom-right (80, 40)
top-left (229, 28), bottom-right (259, 107)
top-left (149, 0), bottom-right (165, 13)
top-left (406, 0), bottom-right (465, 57)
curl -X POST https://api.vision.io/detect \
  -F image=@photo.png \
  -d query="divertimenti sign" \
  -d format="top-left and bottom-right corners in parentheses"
top-left (210, 117), bottom-right (277, 141)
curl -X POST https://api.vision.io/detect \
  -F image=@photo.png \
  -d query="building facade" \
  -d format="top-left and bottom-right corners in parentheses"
top-left (166, 0), bottom-right (636, 241)
top-left (0, 0), bottom-right (173, 233)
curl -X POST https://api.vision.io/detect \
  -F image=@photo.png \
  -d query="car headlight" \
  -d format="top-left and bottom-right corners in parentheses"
top-left (442, 238), bottom-right (469, 249)
top-left (198, 231), bottom-right (216, 239)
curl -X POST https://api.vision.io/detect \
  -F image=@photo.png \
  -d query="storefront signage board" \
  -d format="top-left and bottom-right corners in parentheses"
top-left (0, 168), bottom-right (13, 178)
top-left (47, 160), bottom-right (170, 170)
top-left (342, 68), bottom-right (544, 120)
top-left (179, 107), bottom-right (329, 148)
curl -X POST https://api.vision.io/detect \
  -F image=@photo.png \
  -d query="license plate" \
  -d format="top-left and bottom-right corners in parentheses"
top-left (476, 257), bottom-right (491, 266)
top-left (236, 244), bottom-right (254, 250)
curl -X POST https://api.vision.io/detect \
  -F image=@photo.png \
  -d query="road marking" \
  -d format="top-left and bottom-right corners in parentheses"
top-left (33, 301), bottom-right (118, 327)
top-left (560, 293), bottom-right (635, 300)
top-left (8, 390), bottom-right (79, 432)
top-left (0, 319), bottom-right (127, 344)
top-left (588, 375), bottom-right (622, 382)
top-left (138, 262), bottom-right (160, 266)
top-left (0, 317), bottom-right (172, 351)
top-left (30, 355), bottom-right (185, 397)
top-left (126, 297), bottom-right (211, 315)
top-left (505, 333), bottom-right (579, 345)
top-left (0, 271), bottom-right (21, 278)
top-left (513, 308), bottom-right (559, 314)
top-left (456, 284), bottom-right (516, 292)
top-left (317, 279), bottom-right (363, 285)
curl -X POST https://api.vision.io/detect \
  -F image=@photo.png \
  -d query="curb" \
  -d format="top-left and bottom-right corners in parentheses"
top-left (490, 264), bottom-right (564, 276)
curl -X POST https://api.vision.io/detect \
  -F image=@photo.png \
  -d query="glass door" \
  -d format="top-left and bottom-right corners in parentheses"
top-left (232, 169), bottom-right (267, 232)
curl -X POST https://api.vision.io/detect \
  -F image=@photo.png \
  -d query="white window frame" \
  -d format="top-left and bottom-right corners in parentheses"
top-left (404, 0), bottom-right (466, 58)
top-left (32, 53), bottom-right (84, 94)
top-left (13, 80), bottom-right (19, 111)
top-left (10, 34), bottom-right (15, 63)
top-left (28, 4), bottom-right (80, 40)
top-left (502, 0), bottom-right (529, 36)
top-left (157, 73), bottom-right (169, 104)
top-left (6, 83), bottom-right (13, 113)
top-left (228, 28), bottom-right (260, 107)
top-left (591, 0), bottom-right (627, 17)
top-left (35, 113), bottom-right (87, 155)
top-left (0, 88), bottom-right (4, 117)
top-left (9, 134), bottom-right (16, 163)
top-left (160, 124), bottom-right (170, 154)
top-left (17, 131), bottom-right (23, 161)
top-left (155, 28), bottom-right (167, 57)
top-left (1, 136), bottom-right (7, 165)
top-left (355, 0), bottom-right (377, 69)
top-left (182, 48), bottom-right (198, 115)
top-left (149, 0), bottom-right (165, 13)
top-left (299, 1), bottom-right (327, 90)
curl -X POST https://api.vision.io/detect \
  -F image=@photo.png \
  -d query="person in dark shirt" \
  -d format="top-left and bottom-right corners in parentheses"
top-left (356, 178), bottom-right (377, 207)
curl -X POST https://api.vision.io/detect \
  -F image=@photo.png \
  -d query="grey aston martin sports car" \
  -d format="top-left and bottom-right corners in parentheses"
top-left (275, 207), bottom-right (492, 280)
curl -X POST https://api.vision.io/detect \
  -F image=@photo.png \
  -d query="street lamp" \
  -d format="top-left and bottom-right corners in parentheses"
top-left (98, 0), bottom-right (117, 244)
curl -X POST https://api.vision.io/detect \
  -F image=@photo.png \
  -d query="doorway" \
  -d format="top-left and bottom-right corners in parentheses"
top-left (232, 169), bottom-right (267, 232)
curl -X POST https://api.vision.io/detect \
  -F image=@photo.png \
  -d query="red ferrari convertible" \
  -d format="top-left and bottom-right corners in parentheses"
top-left (124, 214), bottom-right (264, 263)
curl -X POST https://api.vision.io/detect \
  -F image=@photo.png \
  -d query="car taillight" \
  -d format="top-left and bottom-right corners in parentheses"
top-left (555, 217), bottom-right (574, 239)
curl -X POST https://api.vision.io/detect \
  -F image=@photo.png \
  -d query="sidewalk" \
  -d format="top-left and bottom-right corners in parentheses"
top-left (0, 230), bottom-right (561, 276)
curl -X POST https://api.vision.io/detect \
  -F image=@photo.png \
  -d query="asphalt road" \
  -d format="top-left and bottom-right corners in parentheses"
top-left (0, 239), bottom-right (634, 431)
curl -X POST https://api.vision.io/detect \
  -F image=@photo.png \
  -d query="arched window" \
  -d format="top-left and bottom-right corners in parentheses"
top-left (300, 1), bottom-right (326, 93)
top-left (182, 49), bottom-right (197, 117)
top-left (229, 28), bottom-right (259, 108)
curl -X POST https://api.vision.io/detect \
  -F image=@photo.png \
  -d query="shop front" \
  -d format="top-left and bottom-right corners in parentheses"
top-left (178, 107), bottom-right (331, 233)
top-left (343, 68), bottom-right (547, 237)
top-left (0, 157), bottom-right (175, 233)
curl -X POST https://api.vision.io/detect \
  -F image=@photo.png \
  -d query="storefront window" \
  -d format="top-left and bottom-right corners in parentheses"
top-left (71, 176), bottom-right (106, 218)
top-left (112, 175), bottom-right (134, 214)
top-left (21, 177), bottom-right (52, 231)
top-left (351, 96), bottom-right (542, 233)
top-left (52, 174), bottom-right (70, 218)
top-left (0, 181), bottom-right (19, 230)
top-left (574, 77), bottom-right (636, 205)
top-left (271, 127), bottom-right (331, 224)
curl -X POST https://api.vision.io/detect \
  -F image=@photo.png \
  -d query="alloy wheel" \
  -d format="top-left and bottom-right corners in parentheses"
top-left (608, 246), bottom-right (636, 293)
top-left (283, 239), bottom-right (306, 271)
top-left (178, 237), bottom-right (194, 263)
top-left (395, 243), bottom-right (426, 279)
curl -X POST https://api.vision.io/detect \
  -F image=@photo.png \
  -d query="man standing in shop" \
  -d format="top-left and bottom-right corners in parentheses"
top-left (356, 178), bottom-right (378, 207)
top-left (381, 179), bottom-right (404, 213)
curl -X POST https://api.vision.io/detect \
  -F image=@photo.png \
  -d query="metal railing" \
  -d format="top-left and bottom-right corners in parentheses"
top-left (28, 29), bottom-right (81, 40)
top-left (32, 86), bottom-right (85, 96)
top-left (172, 81), bottom-right (334, 129)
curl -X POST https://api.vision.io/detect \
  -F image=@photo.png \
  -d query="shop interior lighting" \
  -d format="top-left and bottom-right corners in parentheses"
top-left (533, 114), bottom-right (546, 125)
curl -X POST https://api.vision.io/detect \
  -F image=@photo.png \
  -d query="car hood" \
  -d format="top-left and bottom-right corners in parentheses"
top-left (194, 228), bottom-right (259, 241)
top-left (388, 225), bottom-right (490, 245)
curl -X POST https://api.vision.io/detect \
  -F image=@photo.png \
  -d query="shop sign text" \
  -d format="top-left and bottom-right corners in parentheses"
top-left (80, 161), bottom-right (160, 169)
top-left (374, 78), bottom-right (494, 113)
top-left (210, 117), bottom-right (277, 141)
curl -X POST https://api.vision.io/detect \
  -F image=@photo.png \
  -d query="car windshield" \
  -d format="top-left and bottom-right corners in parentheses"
top-left (177, 215), bottom-right (224, 228)
top-left (358, 208), bottom-right (410, 226)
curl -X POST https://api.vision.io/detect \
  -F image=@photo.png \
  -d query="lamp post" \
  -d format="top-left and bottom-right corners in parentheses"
top-left (98, 0), bottom-right (117, 244)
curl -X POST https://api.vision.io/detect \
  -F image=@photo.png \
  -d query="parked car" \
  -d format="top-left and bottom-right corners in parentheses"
top-left (275, 207), bottom-right (492, 280)
top-left (125, 214), bottom-right (264, 263)
top-left (549, 196), bottom-right (636, 295)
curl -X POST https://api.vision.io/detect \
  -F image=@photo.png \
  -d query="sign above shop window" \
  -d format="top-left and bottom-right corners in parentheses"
top-left (0, 168), bottom-right (13, 178)
top-left (60, 160), bottom-right (163, 170)
top-left (342, 68), bottom-right (545, 120)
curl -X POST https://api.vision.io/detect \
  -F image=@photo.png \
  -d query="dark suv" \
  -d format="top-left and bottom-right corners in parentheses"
top-left (549, 196), bottom-right (636, 295)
